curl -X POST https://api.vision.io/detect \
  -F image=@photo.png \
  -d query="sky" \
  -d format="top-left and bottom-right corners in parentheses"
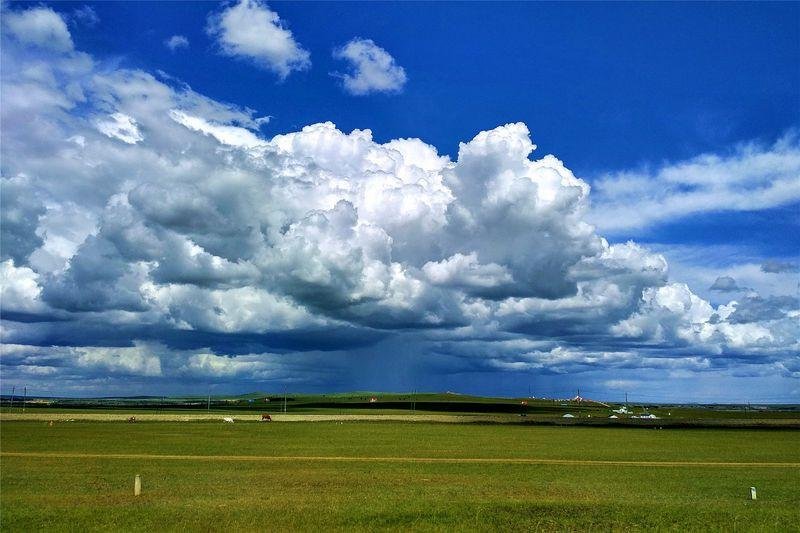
top-left (1, 0), bottom-right (798, 402)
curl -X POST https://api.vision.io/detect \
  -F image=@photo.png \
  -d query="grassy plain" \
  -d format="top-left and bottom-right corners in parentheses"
top-left (1, 420), bottom-right (799, 531)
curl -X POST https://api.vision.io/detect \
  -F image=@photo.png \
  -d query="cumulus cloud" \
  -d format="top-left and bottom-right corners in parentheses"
top-left (0, 260), bottom-right (47, 316)
top-left (165, 35), bottom-right (189, 51)
top-left (207, 0), bottom-right (310, 79)
top-left (2, 6), bottom-right (74, 52)
top-left (332, 38), bottom-right (407, 95)
top-left (1, 28), bottom-right (797, 396)
top-left (590, 134), bottom-right (800, 232)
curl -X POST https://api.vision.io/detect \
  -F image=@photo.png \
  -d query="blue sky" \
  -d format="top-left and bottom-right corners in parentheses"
top-left (75, 2), bottom-right (799, 169)
top-left (1, 1), bottom-right (798, 401)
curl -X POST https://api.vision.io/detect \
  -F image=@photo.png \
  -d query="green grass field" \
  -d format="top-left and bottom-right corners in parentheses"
top-left (2, 420), bottom-right (799, 531)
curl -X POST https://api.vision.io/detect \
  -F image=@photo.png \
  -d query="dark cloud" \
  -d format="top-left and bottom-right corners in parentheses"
top-left (761, 260), bottom-right (799, 274)
top-left (727, 295), bottom-right (799, 324)
top-left (41, 236), bottom-right (149, 312)
top-left (0, 178), bottom-right (45, 265)
top-left (709, 276), bottom-right (742, 292)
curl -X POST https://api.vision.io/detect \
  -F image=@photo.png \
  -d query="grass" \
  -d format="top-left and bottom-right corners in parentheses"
top-left (2, 421), bottom-right (799, 531)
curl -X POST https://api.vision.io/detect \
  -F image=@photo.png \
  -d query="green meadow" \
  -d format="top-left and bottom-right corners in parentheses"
top-left (1, 420), bottom-right (798, 531)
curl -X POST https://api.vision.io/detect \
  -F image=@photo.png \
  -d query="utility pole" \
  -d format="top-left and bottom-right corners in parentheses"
top-left (23, 386), bottom-right (27, 413)
top-left (207, 392), bottom-right (211, 412)
top-left (10, 385), bottom-right (14, 411)
top-left (283, 388), bottom-right (287, 413)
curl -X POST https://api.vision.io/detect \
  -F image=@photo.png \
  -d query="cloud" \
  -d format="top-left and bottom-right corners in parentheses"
top-left (95, 113), bottom-right (144, 144)
top-left (2, 6), bottom-right (74, 52)
top-left (332, 38), bottom-right (407, 95)
top-left (1, 260), bottom-right (47, 315)
top-left (169, 110), bottom-right (264, 148)
top-left (72, 6), bottom-right (99, 27)
top-left (709, 276), bottom-right (742, 292)
top-left (761, 260), bottom-right (799, 274)
top-left (207, 0), bottom-right (310, 79)
top-left (165, 35), bottom-right (189, 51)
top-left (590, 134), bottom-right (800, 233)
top-left (644, 244), bottom-right (799, 304)
top-left (423, 252), bottom-right (514, 291)
top-left (1, 176), bottom-right (46, 265)
top-left (727, 295), bottom-right (799, 324)
top-left (0, 30), bottom-right (797, 397)
top-left (76, 345), bottom-right (162, 377)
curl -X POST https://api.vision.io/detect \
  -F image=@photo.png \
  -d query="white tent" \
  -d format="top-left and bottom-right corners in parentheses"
top-left (562, 413), bottom-right (575, 418)
top-left (608, 415), bottom-right (618, 419)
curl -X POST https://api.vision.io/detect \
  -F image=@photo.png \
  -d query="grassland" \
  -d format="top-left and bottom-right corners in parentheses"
top-left (5, 391), bottom-right (799, 428)
top-left (2, 420), bottom-right (799, 531)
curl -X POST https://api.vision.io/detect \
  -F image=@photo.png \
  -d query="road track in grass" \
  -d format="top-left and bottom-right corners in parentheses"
top-left (2, 451), bottom-right (798, 468)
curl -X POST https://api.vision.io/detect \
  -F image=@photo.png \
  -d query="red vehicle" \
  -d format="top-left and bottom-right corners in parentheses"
top-left (261, 414), bottom-right (272, 422)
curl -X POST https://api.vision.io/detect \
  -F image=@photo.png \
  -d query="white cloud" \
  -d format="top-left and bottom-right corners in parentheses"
top-left (0, 260), bottom-right (46, 314)
top-left (76, 345), bottom-right (162, 377)
top-left (95, 112), bottom-right (144, 144)
top-left (3, 6), bottom-right (74, 52)
top-left (169, 110), bottom-right (265, 148)
top-left (207, 0), bottom-right (310, 79)
top-left (179, 353), bottom-right (273, 378)
top-left (165, 35), bottom-right (189, 51)
top-left (333, 38), bottom-right (407, 95)
top-left (423, 253), bottom-right (513, 290)
top-left (590, 134), bottom-right (800, 232)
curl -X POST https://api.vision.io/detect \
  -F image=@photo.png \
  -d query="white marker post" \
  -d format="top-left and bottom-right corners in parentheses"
top-left (749, 486), bottom-right (757, 500)
top-left (134, 475), bottom-right (141, 496)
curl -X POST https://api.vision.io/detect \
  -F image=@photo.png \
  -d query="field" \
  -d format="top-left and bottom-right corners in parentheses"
top-left (2, 418), bottom-right (799, 531)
